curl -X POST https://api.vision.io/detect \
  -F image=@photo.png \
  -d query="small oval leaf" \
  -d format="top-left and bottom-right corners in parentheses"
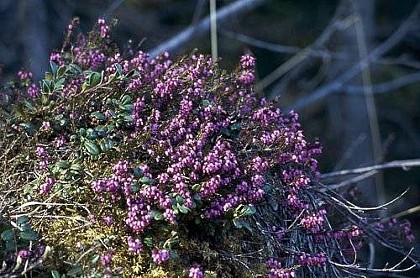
top-left (51, 270), bottom-right (60, 278)
top-left (84, 141), bottom-right (100, 155)
top-left (1, 229), bottom-right (14, 241)
top-left (19, 230), bottom-right (38, 241)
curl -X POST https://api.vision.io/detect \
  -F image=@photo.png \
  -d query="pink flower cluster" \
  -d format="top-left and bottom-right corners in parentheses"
top-left (151, 248), bottom-right (170, 265)
top-left (189, 264), bottom-right (204, 278)
top-left (266, 258), bottom-right (296, 278)
top-left (297, 252), bottom-right (327, 267)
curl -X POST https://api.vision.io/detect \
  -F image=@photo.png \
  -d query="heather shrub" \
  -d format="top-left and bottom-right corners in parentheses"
top-left (0, 19), bottom-right (416, 277)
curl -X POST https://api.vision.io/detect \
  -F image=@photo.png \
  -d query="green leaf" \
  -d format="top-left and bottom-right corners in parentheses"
top-left (121, 104), bottom-right (134, 111)
top-left (57, 65), bottom-right (68, 78)
top-left (133, 167), bottom-right (143, 178)
top-left (202, 99), bottom-right (211, 107)
top-left (123, 114), bottom-right (133, 122)
top-left (125, 69), bottom-right (135, 79)
top-left (177, 204), bottom-right (189, 214)
top-left (231, 122), bottom-right (241, 131)
top-left (104, 139), bottom-right (115, 151)
top-left (67, 265), bottom-right (82, 277)
top-left (45, 72), bottom-right (53, 81)
top-left (149, 210), bottom-right (164, 221)
top-left (41, 94), bottom-right (50, 105)
top-left (164, 236), bottom-right (179, 249)
top-left (242, 204), bottom-right (256, 216)
top-left (81, 82), bottom-right (89, 92)
top-left (19, 123), bottom-right (35, 134)
top-left (139, 177), bottom-right (153, 185)
top-left (191, 184), bottom-right (202, 192)
top-left (1, 229), bottom-right (14, 241)
top-left (19, 230), bottom-right (38, 241)
top-left (192, 193), bottom-right (201, 201)
top-left (54, 114), bottom-right (67, 127)
top-left (41, 80), bottom-right (52, 94)
top-left (221, 128), bottom-right (231, 137)
top-left (50, 61), bottom-right (58, 75)
top-left (175, 195), bottom-right (185, 204)
top-left (131, 183), bottom-right (140, 193)
top-left (114, 63), bottom-right (123, 76)
top-left (51, 270), bottom-right (60, 278)
top-left (69, 64), bottom-right (82, 74)
top-left (143, 237), bottom-right (153, 247)
top-left (233, 218), bottom-right (252, 232)
top-left (121, 95), bottom-right (132, 105)
top-left (91, 112), bottom-right (106, 121)
top-left (70, 134), bottom-right (79, 142)
top-left (79, 128), bottom-right (87, 137)
top-left (5, 240), bottom-right (16, 251)
top-left (84, 141), bottom-right (100, 155)
top-left (233, 218), bottom-right (242, 228)
top-left (56, 161), bottom-right (70, 169)
top-left (20, 222), bottom-right (32, 231)
top-left (17, 215), bottom-right (29, 226)
top-left (23, 100), bottom-right (35, 111)
top-left (86, 128), bottom-right (98, 140)
top-left (89, 71), bottom-right (102, 87)
top-left (53, 78), bottom-right (66, 92)
top-left (91, 254), bottom-right (100, 264)
top-left (70, 163), bottom-right (82, 171)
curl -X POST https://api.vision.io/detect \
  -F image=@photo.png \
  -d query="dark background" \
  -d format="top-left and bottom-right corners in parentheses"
top-left (0, 0), bottom-right (419, 274)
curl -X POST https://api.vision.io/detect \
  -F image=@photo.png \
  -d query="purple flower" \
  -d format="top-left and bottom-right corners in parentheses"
top-left (102, 216), bottom-right (114, 226)
top-left (41, 121), bottom-right (51, 130)
top-left (17, 70), bottom-right (32, 81)
top-left (189, 264), bottom-right (204, 278)
top-left (151, 249), bottom-right (170, 265)
top-left (101, 252), bottom-right (113, 266)
top-left (127, 236), bottom-right (143, 254)
top-left (240, 54), bottom-right (256, 69)
top-left (27, 83), bottom-right (40, 99)
top-left (18, 249), bottom-right (32, 259)
top-left (40, 177), bottom-right (55, 194)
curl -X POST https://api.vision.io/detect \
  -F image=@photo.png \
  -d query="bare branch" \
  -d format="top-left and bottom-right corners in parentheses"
top-left (320, 159), bottom-right (420, 179)
top-left (103, 0), bottom-right (125, 19)
top-left (222, 30), bottom-right (302, 54)
top-left (149, 0), bottom-right (266, 59)
top-left (346, 71), bottom-right (420, 94)
top-left (327, 170), bottom-right (378, 190)
top-left (383, 205), bottom-right (420, 221)
top-left (254, 2), bottom-right (356, 92)
top-left (290, 3), bottom-right (420, 111)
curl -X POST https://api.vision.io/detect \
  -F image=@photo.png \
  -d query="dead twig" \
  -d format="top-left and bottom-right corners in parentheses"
top-left (290, 3), bottom-right (420, 111)
top-left (149, 0), bottom-right (266, 59)
top-left (320, 159), bottom-right (420, 179)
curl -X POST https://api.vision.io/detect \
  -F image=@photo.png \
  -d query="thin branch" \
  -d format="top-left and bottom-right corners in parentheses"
top-left (320, 159), bottom-right (420, 179)
top-left (346, 71), bottom-right (420, 94)
top-left (210, 0), bottom-right (218, 61)
top-left (191, 0), bottom-right (207, 25)
top-left (382, 205), bottom-right (420, 222)
top-left (103, 0), bottom-right (125, 19)
top-left (254, 3), bottom-right (356, 92)
top-left (222, 30), bottom-right (420, 71)
top-left (327, 170), bottom-right (378, 190)
top-left (149, 0), bottom-right (266, 59)
top-left (353, 0), bottom-right (385, 215)
top-left (222, 30), bottom-right (301, 54)
top-left (290, 3), bottom-right (420, 111)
